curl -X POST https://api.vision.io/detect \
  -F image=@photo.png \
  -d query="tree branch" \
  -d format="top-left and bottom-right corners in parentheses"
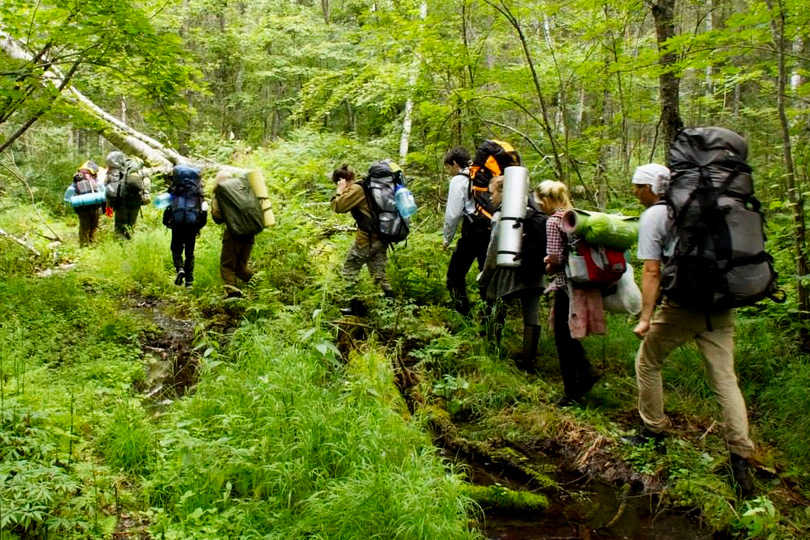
top-left (0, 227), bottom-right (41, 257)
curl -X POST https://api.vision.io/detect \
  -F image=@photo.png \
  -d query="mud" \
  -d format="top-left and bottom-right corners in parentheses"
top-left (127, 297), bottom-right (199, 404)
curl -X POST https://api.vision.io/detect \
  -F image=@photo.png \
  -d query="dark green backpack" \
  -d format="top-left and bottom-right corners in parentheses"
top-left (214, 176), bottom-right (264, 236)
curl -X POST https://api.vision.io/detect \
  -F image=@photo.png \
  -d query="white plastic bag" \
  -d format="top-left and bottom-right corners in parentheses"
top-left (602, 263), bottom-right (642, 314)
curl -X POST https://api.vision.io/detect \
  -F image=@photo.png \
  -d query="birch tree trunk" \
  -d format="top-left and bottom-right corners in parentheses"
top-left (399, 2), bottom-right (427, 166)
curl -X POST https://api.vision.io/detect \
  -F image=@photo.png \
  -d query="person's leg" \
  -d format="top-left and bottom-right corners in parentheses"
top-left (635, 303), bottom-right (696, 432)
top-left (220, 229), bottom-right (238, 288)
top-left (341, 240), bottom-right (369, 315)
top-left (446, 225), bottom-right (486, 315)
top-left (519, 291), bottom-right (542, 372)
top-left (554, 290), bottom-right (586, 398)
top-left (367, 238), bottom-right (393, 296)
top-left (694, 310), bottom-right (755, 458)
top-left (88, 209), bottom-right (100, 244)
top-left (171, 228), bottom-right (186, 285)
top-left (77, 210), bottom-right (91, 246)
top-left (235, 235), bottom-right (255, 283)
top-left (184, 227), bottom-right (197, 285)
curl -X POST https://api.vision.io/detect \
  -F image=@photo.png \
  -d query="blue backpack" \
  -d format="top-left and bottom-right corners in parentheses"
top-left (167, 165), bottom-right (206, 228)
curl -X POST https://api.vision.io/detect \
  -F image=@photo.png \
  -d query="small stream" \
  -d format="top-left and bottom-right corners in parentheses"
top-left (454, 452), bottom-right (722, 540)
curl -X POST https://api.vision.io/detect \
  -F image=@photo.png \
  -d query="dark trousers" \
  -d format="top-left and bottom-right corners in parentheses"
top-left (76, 207), bottom-right (100, 246)
top-left (221, 229), bottom-right (255, 286)
top-left (446, 222), bottom-right (490, 315)
top-left (554, 289), bottom-right (596, 398)
top-left (171, 225), bottom-right (197, 283)
top-left (114, 205), bottom-right (139, 239)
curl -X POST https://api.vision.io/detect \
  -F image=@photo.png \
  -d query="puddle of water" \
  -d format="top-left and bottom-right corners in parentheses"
top-left (453, 452), bottom-right (722, 540)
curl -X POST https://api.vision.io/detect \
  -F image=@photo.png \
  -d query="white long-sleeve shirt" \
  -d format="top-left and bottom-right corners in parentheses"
top-left (443, 168), bottom-right (475, 245)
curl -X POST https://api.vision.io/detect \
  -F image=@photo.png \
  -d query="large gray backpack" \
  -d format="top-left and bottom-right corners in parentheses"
top-left (661, 127), bottom-right (783, 318)
top-left (363, 159), bottom-right (409, 244)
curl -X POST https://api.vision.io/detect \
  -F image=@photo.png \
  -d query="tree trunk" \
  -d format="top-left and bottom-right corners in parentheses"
top-left (767, 0), bottom-right (810, 345)
top-left (399, 2), bottom-right (427, 166)
top-left (650, 0), bottom-right (683, 161)
top-left (0, 29), bottom-right (242, 175)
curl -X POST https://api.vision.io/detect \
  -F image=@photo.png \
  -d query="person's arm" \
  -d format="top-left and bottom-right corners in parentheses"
top-left (443, 176), bottom-right (466, 248)
top-left (633, 259), bottom-right (661, 338)
top-left (544, 215), bottom-right (565, 275)
top-left (330, 182), bottom-right (365, 213)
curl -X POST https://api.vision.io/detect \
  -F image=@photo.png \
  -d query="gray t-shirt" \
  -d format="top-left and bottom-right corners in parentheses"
top-left (637, 203), bottom-right (671, 261)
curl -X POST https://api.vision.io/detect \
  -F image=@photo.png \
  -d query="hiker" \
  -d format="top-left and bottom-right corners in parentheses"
top-left (478, 176), bottom-right (547, 372)
top-left (211, 170), bottom-right (262, 298)
top-left (443, 147), bottom-right (486, 316)
top-left (540, 180), bottom-right (601, 406)
top-left (330, 163), bottom-right (394, 316)
top-left (104, 151), bottom-right (150, 239)
top-left (631, 161), bottom-right (756, 494)
top-left (163, 165), bottom-right (207, 287)
top-left (69, 161), bottom-right (103, 246)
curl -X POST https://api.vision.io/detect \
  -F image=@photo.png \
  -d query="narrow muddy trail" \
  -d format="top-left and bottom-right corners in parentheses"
top-left (121, 302), bottom-right (730, 539)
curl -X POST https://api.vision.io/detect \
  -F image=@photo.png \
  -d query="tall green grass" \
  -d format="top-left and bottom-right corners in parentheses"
top-left (145, 315), bottom-right (480, 539)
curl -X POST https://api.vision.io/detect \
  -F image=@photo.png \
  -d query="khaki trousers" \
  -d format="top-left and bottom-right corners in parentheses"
top-left (635, 302), bottom-right (755, 457)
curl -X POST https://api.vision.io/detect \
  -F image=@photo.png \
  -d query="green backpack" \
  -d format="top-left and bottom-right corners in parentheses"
top-left (214, 176), bottom-right (264, 236)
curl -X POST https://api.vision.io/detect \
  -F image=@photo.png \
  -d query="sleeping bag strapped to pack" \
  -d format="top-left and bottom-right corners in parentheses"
top-left (166, 165), bottom-right (206, 229)
top-left (662, 126), bottom-right (782, 312)
top-left (364, 159), bottom-right (410, 244)
top-left (214, 175), bottom-right (264, 237)
top-left (468, 140), bottom-right (520, 231)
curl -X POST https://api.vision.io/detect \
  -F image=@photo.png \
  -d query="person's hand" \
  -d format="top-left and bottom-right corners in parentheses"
top-left (633, 320), bottom-right (650, 340)
top-left (336, 178), bottom-right (347, 195)
top-left (544, 254), bottom-right (562, 275)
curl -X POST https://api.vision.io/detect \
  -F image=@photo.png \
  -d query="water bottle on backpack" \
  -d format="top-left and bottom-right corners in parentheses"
top-left (395, 186), bottom-right (417, 218)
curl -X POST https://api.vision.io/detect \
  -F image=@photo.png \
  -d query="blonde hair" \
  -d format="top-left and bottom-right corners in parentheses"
top-left (536, 180), bottom-right (572, 211)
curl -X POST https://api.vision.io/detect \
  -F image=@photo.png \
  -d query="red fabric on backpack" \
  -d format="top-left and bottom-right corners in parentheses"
top-left (567, 241), bottom-right (626, 286)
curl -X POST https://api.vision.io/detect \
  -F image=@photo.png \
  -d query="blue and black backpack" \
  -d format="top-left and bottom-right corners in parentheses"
top-left (166, 165), bottom-right (206, 229)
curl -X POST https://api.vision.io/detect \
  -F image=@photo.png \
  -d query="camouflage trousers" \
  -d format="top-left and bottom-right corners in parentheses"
top-left (342, 237), bottom-right (392, 293)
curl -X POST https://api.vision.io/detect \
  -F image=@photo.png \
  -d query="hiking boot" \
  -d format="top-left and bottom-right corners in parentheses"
top-left (516, 325), bottom-right (541, 373)
top-left (622, 427), bottom-right (667, 450)
top-left (174, 268), bottom-right (185, 286)
top-left (730, 453), bottom-right (755, 498)
top-left (340, 298), bottom-right (367, 317)
top-left (224, 285), bottom-right (243, 299)
top-left (578, 371), bottom-right (602, 396)
top-left (185, 280), bottom-right (193, 288)
top-left (555, 395), bottom-right (581, 407)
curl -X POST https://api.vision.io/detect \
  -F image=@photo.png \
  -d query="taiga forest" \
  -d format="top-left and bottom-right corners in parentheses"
top-left (1, 0), bottom-right (809, 538)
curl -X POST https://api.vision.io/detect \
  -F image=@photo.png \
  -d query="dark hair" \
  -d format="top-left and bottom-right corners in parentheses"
top-left (331, 164), bottom-right (355, 184)
top-left (443, 147), bottom-right (471, 168)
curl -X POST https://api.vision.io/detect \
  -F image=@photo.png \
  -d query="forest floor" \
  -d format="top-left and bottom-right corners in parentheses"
top-left (2, 183), bottom-right (810, 539)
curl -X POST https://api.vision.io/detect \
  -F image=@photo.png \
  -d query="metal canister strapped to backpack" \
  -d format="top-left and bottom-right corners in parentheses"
top-left (662, 126), bottom-right (784, 313)
top-left (496, 166), bottom-right (530, 267)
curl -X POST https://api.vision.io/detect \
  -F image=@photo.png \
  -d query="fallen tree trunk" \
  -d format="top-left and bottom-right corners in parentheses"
top-left (0, 227), bottom-right (41, 257)
top-left (0, 29), bottom-right (245, 176)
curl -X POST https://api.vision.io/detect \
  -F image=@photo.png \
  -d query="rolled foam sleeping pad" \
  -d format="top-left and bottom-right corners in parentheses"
top-left (246, 169), bottom-right (275, 227)
top-left (70, 191), bottom-right (106, 208)
top-left (496, 166), bottom-right (529, 267)
top-left (561, 209), bottom-right (639, 250)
